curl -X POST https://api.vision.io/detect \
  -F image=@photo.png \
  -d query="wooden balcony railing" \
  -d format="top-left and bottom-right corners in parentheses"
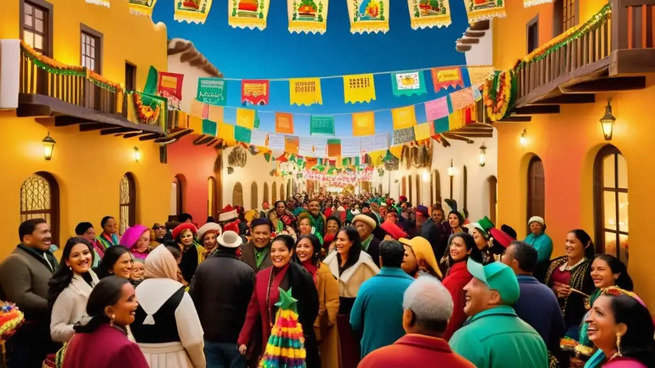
top-left (512, 0), bottom-right (655, 105)
top-left (19, 41), bottom-right (123, 115)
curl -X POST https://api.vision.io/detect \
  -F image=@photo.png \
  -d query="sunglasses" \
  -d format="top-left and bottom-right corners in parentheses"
top-left (153, 226), bottom-right (166, 230)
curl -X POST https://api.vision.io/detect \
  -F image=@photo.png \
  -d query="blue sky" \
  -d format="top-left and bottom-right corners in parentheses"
top-left (153, 1), bottom-right (472, 136)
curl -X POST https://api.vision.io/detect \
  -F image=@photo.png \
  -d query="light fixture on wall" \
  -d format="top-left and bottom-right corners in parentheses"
top-left (42, 132), bottom-right (56, 161)
top-left (421, 171), bottom-right (430, 183)
top-left (133, 146), bottom-right (141, 163)
top-left (447, 159), bottom-right (455, 177)
top-left (520, 129), bottom-right (527, 148)
top-left (600, 99), bottom-right (616, 141)
top-left (479, 143), bottom-right (487, 167)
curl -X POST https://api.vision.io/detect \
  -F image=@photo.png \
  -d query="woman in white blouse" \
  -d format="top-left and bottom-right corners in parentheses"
top-left (130, 245), bottom-right (206, 368)
top-left (48, 237), bottom-right (100, 343)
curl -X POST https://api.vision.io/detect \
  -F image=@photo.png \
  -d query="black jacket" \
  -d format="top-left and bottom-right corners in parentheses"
top-left (189, 251), bottom-right (256, 343)
top-left (287, 262), bottom-right (320, 368)
top-left (420, 220), bottom-right (444, 259)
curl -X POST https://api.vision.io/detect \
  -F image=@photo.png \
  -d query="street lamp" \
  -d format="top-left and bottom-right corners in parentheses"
top-left (520, 129), bottom-right (527, 148)
top-left (133, 146), bottom-right (141, 163)
top-left (600, 99), bottom-right (616, 141)
top-left (447, 159), bottom-right (455, 177)
top-left (42, 133), bottom-right (56, 161)
top-left (479, 143), bottom-right (487, 167)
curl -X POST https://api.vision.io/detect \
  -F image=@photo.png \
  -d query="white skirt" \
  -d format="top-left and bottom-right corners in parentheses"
top-left (139, 341), bottom-right (194, 368)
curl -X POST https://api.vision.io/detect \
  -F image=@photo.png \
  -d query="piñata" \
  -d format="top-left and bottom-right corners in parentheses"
top-left (258, 288), bottom-right (306, 368)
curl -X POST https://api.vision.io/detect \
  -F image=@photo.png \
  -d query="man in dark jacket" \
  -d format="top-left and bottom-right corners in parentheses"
top-left (0, 218), bottom-right (59, 368)
top-left (240, 218), bottom-right (274, 273)
top-left (190, 230), bottom-right (255, 368)
top-left (416, 205), bottom-right (444, 258)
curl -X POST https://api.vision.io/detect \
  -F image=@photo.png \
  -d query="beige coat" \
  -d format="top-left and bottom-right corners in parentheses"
top-left (314, 262), bottom-right (341, 368)
top-left (50, 271), bottom-right (100, 343)
top-left (324, 251), bottom-right (379, 298)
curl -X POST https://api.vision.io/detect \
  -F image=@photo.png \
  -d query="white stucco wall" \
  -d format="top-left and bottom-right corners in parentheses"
top-left (465, 27), bottom-right (493, 66)
top-left (373, 129), bottom-right (498, 222)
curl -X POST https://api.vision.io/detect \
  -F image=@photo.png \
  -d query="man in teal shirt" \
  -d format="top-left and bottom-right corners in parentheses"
top-left (524, 216), bottom-right (553, 263)
top-left (450, 259), bottom-right (548, 368)
top-left (350, 240), bottom-right (414, 358)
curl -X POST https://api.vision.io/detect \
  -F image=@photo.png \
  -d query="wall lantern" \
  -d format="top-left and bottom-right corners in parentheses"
top-left (520, 129), bottom-right (527, 148)
top-left (600, 99), bottom-right (616, 141)
top-left (447, 159), bottom-right (456, 177)
top-left (42, 133), bottom-right (56, 161)
top-left (421, 171), bottom-right (430, 183)
top-left (133, 146), bottom-right (141, 163)
top-left (479, 143), bottom-right (487, 167)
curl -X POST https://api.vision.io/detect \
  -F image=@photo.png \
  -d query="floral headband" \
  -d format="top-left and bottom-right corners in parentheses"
top-left (601, 286), bottom-right (646, 307)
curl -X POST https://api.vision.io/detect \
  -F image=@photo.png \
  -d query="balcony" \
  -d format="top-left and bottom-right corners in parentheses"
top-left (0, 39), bottom-right (166, 139)
top-left (508, 0), bottom-right (655, 114)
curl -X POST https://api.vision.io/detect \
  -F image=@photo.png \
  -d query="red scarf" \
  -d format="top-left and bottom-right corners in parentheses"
top-left (301, 259), bottom-right (318, 278)
top-left (268, 263), bottom-right (290, 315)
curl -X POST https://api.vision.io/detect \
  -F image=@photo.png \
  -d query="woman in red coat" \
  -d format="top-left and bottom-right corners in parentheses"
top-left (238, 234), bottom-right (320, 367)
top-left (63, 276), bottom-right (148, 368)
top-left (441, 233), bottom-right (483, 340)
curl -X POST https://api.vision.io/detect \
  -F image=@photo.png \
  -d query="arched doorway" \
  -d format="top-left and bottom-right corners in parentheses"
top-left (280, 183), bottom-right (285, 201)
top-left (263, 182), bottom-right (269, 204)
top-left (415, 174), bottom-right (421, 205)
top-left (594, 145), bottom-right (629, 264)
top-left (207, 176), bottom-right (217, 218)
top-left (119, 173), bottom-right (136, 235)
top-left (171, 175), bottom-right (185, 217)
top-left (251, 182), bottom-right (259, 210)
top-left (487, 176), bottom-right (498, 224)
top-left (527, 156), bottom-right (545, 223)
top-left (408, 175), bottom-right (413, 204)
top-left (233, 182), bottom-right (244, 207)
top-left (433, 170), bottom-right (442, 206)
top-left (20, 172), bottom-right (60, 246)
top-left (401, 177), bottom-right (407, 197)
top-left (272, 182), bottom-right (278, 202)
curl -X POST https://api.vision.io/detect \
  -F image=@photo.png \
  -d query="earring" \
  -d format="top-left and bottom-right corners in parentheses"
top-left (69, 266), bottom-right (72, 271)
top-left (616, 334), bottom-right (622, 357)
top-left (110, 314), bottom-right (116, 327)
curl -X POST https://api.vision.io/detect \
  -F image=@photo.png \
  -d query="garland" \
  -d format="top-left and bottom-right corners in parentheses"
top-left (483, 70), bottom-right (516, 122)
top-left (20, 41), bottom-right (85, 76)
top-left (87, 70), bottom-right (122, 92)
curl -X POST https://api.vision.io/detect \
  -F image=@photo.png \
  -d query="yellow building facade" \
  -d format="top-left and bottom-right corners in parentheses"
top-left (0, 0), bottom-right (171, 258)
top-left (492, 0), bottom-right (655, 306)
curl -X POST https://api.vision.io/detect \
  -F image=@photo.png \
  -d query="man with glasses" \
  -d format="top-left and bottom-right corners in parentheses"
top-left (152, 223), bottom-right (168, 245)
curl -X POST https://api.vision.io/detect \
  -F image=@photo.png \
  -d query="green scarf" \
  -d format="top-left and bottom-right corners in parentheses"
top-left (361, 234), bottom-right (374, 252)
top-left (254, 246), bottom-right (269, 268)
top-left (310, 213), bottom-right (325, 236)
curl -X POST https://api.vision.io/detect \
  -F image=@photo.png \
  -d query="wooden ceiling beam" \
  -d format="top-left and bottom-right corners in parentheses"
top-left (499, 116), bottom-right (532, 122)
top-left (196, 136), bottom-right (215, 145)
top-left (469, 20), bottom-right (490, 31)
top-left (16, 104), bottom-right (52, 118)
top-left (458, 38), bottom-right (480, 45)
top-left (79, 123), bottom-right (113, 132)
top-left (192, 135), bottom-right (206, 145)
top-left (464, 30), bottom-right (485, 37)
top-left (206, 138), bottom-right (218, 146)
top-left (456, 44), bottom-right (472, 52)
top-left (139, 133), bottom-right (161, 141)
top-left (100, 127), bottom-right (135, 135)
top-left (559, 76), bottom-right (646, 93)
top-left (123, 131), bottom-right (146, 139)
top-left (535, 94), bottom-right (595, 104)
top-left (513, 105), bottom-right (561, 115)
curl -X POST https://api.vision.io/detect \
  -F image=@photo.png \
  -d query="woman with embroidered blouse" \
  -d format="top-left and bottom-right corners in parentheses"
top-left (544, 229), bottom-right (596, 339)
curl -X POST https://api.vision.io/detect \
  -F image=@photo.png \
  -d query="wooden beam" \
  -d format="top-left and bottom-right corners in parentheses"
top-left (100, 127), bottom-right (135, 135)
top-left (464, 30), bottom-right (485, 37)
top-left (123, 132), bottom-right (146, 139)
top-left (559, 76), bottom-right (646, 93)
top-left (53, 116), bottom-right (89, 127)
top-left (513, 105), bottom-right (561, 115)
top-left (499, 116), bottom-right (532, 122)
top-left (196, 136), bottom-right (215, 145)
top-left (458, 38), bottom-right (480, 45)
top-left (206, 138), bottom-right (218, 146)
top-left (442, 133), bottom-right (474, 143)
top-left (535, 94), bottom-right (596, 104)
top-left (469, 20), bottom-right (490, 31)
top-left (79, 123), bottom-right (113, 132)
top-left (456, 44), bottom-right (472, 52)
top-left (192, 135), bottom-right (207, 145)
top-left (17, 104), bottom-right (52, 117)
top-left (139, 133), bottom-right (161, 141)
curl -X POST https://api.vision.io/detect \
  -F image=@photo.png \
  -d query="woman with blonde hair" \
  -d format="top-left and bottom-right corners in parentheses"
top-left (399, 237), bottom-right (442, 280)
top-left (130, 245), bottom-right (206, 367)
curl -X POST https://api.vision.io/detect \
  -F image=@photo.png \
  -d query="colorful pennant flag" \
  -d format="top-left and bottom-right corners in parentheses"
top-left (208, 105), bottom-right (224, 122)
top-left (391, 71), bottom-right (427, 97)
top-left (360, 136), bottom-right (375, 154)
top-left (289, 78), bottom-right (323, 106)
top-left (346, 0), bottom-right (390, 34)
top-left (327, 139), bottom-right (341, 157)
top-left (242, 80), bottom-right (270, 105)
top-left (251, 129), bottom-right (268, 147)
top-left (288, 0), bottom-right (329, 34)
top-left (393, 127), bottom-right (416, 145)
top-left (202, 119), bottom-right (217, 136)
top-left (236, 108), bottom-right (256, 129)
top-left (448, 109), bottom-right (465, 130)
top-left (424, 97), bottom-right (449, 121)
top-left (343, 74), bottom-right (376, 103)
top-left (449, 87), bottom-right (475, 111)
top-left (285, 136), bottom-right (300, 154)
top-left (367, 150), bottom-right (385, 165)
top-left (374, 133), bottom-right (389, 150)
top-left (389, 145), bottom-right (404, 159)
top-left (189, 99), bottom-right (207, 119)
top-left (174, 0), bottom-right (214, 24)
top-left (217, 121), bottom-right (235, 141)
top-left (275, 112), bottom-right (294, 134)
top-left (228, 0), bottom-right (271, 30)
top-left (157, 72), bottom-right (184, 109)
top-left (268, 133), bottom-right (285, 150)
top-left (414, 122), bottom-right (431, 141)
top-left (431, 67), bottom-right (464, 91)
top-left (467, 66), bottom-right (495, 86)
top-left (310, 115), bottom-right (335, 136)
top-left (464, 0), bottom-right (506, 23)
top-left (407, 0), bottom-right (452, 29)
top-left (128, 0), bottom-right (157, 16)
top-left (197, 78), bottom-right (227, 106)
top-left (352, 112), bottom-right (376, 136)
top-left (235, 126), bottom-right (252, 143)
top-left (391, 106), bottom-right (417, 130)
top-left (189, 115), bottom-right (203, 132)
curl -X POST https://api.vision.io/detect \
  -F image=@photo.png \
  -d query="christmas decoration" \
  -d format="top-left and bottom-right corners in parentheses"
top-left (483, 70), bottom-right (515, 122)
top-left (259, 288), bottom-right (306, 368)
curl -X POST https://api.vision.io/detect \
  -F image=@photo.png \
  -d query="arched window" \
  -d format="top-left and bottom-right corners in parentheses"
top-left (233, 182), bottom-right (244, 207)
top-left (119, 173), bottom-right (136, 235)
top-left (378, 184), bottom-right (383, 195)
top-left (207, 177), bottom-right (217, 218)
top-left (409, 175), bottom-right (413, 204)
top-left (20, 172), bottom-right (60, 246)
top-left (251, 182), bottom-right (258, 210)
top-left (415, 174), bottom-right (421, 205)
top-left (172, 175), bottom-right (185, 216)
top-left (263, 182), bottom-right (269, 204)
top-left (433, 170), bottom-right (442, 206)
top-left (280, 184), bottom-right (285, 201)
top-left (487, 176), bottom-right (498, 224)
top-left (272, 182), bottom-right (278, 202)
top-left (401, 176), bottom-right (407, 197)
top-left (527, 156), bottom-right (545, 221)
top-left (287, 179), bottom-right (292, 199)
top-left (594, 145), bottom-right (629, 263)
top-left (462, 165), bottom-right (468, 214)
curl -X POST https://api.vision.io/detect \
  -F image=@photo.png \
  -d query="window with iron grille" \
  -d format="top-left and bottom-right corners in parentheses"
top-left (20, 172), bottom-right (59, 246)
top-left (120, 173), bottom-right (136, 235)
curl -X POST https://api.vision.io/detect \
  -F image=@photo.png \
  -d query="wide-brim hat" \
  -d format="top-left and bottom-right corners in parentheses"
top-left (352, 214), bottom-right (376, 230)
top-left (120, 224), bottom-right (148, 249)
top-left (218, 230), bottom-right (242, 249)
top-left (198, 222), bottom-right (222, 240)
top-left (219, 208), bottom-right (238, 222)
top-left (172, 223), bottom-right (198, 240)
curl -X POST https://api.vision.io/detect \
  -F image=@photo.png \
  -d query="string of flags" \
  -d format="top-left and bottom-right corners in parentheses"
top-left (113, 0), bottom-right (549, 31)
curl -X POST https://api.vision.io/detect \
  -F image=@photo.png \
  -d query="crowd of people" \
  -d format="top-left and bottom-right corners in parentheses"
top-left (0, 190), bottom-right (653, 368)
